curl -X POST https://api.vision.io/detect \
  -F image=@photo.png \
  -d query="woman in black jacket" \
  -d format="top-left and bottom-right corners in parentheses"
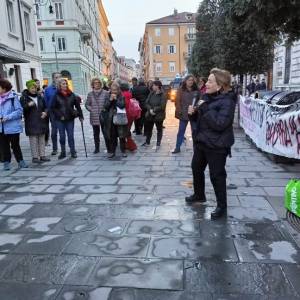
top-left (103, 82), bottom-right (128, 159)
top-left (142, 80), bottom-right (167, 149)
top-left (51, 79), bottom-right (83, 159)
top-left (186, 68), bottom-right (236, 219)
top-left (20, 80), bottom-right (50, 163)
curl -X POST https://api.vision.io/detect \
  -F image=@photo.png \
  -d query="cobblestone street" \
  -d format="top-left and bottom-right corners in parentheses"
top-left (0, 102), bottom-right (300, 299)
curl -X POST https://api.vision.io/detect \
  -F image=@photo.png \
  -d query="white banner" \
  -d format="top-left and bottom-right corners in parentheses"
top-left (240, 96), bottom-right (300, 159)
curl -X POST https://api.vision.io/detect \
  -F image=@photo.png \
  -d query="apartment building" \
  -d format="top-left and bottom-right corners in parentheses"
top-left (273, 41), bottom-right (300, 91)
top-left (37, 0), bottom-right (102, 96)
top-left (1, 0), bottom-right (42, 92)
top-left (141, 10), bottom-right (197, 85)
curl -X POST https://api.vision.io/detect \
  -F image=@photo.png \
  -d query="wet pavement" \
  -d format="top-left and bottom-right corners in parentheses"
top-left (0, 102), bottom-right (300, 299)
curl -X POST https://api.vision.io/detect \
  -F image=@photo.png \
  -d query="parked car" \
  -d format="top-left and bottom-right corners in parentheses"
top-left (267, 91), bottom-right (300, 105)
top-left (253, 90), bottom-right (281, 101)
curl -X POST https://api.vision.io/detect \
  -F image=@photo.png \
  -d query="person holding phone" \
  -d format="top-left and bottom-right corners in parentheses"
top-left (186, 68), bottom-right (237, 220)
top-left (172, 75), bottom-right (199, 154)
top-left (20, 80), bottom-right (50, 163)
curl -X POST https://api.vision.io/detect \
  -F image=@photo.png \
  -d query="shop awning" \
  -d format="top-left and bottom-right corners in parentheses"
top-left (0, 47), bottom-right (29, 63)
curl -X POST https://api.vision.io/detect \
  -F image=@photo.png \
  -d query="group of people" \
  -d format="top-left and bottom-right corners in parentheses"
top-left (246, 78), bottom-right (267, 95)
top-left (0, 73), bottom-right (168, 169)
top-left (0, 68), bottom-right (236, 220)
top-left (0, 73), bottom-right (83, 170)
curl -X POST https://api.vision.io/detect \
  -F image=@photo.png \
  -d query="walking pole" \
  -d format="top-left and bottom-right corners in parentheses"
top-left (80, 120), bottom-right (88, 158)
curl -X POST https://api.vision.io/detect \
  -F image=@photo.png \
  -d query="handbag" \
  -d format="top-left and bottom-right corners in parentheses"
top-left (113, 107), bottom-right (128, 125)
top-left (285, 179), bottom-right (300, 217)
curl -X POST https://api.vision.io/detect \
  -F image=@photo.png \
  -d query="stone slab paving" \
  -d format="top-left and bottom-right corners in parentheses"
top-left (0, 102), bottom-right (299, 299)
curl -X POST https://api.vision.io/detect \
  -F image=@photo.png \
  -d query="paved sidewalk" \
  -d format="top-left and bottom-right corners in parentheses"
top-left (0, 102), bottom-right (299, 299)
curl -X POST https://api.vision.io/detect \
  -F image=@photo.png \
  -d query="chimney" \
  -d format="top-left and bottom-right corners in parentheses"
top-left (174, 9), bottom-right (178, 16)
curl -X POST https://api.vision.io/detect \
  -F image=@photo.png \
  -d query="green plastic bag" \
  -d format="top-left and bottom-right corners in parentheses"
top-left (285, 179), bottom-right (300, 217)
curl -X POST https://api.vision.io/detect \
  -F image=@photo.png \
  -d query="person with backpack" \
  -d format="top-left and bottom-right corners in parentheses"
top-left (120, 82), bottom-right (138, 151)
top-left (132, 78), bottom-right (150, 135)
top-left (20, 80), bottom-right (50, 163)
top-left (0, 79), bottom-right (28, 171)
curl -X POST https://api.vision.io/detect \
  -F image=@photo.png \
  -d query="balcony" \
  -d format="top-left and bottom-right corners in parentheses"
top-left (183, 52), bottom-right (191, 59)
top-left (78, 25), bottom-right (92, 41)
top-left (185, 33), bottom-right (196, 41)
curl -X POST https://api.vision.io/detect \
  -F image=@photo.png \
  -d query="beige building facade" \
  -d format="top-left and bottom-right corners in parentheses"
top-left (141, 10), bottom-right (196, 85)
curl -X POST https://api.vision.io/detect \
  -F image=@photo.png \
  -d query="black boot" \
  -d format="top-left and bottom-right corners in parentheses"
top-left (58, 152), bottom-right (66, 159)
top-left (93, 145), bottom-right (100, 154)
top-left (211, 207), bottom-right (227, 219)
top-left (185, 194), bottom-right (206, 203)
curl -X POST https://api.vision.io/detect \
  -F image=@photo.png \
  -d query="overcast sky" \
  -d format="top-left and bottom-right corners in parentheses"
top-left (102, 0), bottom-right (200, 62)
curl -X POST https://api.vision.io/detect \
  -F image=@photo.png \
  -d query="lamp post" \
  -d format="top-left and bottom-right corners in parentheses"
top-left (52, 33), bottom-right (59, 71)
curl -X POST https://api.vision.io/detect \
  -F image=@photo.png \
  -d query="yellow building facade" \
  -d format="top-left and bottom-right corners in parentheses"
top-left (98, 0), bottom-right (114, 78)
top-left (142, 10), bottom-right (196, 85)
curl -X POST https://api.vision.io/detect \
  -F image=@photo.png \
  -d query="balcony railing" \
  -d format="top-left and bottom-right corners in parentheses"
top-left (185, 33), bottom-right (196, 41)
top-left (183, 52), bottom-right (192, 59)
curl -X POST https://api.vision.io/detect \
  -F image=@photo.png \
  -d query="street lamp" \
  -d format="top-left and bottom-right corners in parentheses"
top-left (52, 33), bottom-right (59, 71)
top-left (34, 0), bottom-right (54, 16)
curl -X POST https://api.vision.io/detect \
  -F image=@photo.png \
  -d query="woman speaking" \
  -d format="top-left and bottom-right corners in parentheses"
top-left (185, 68), bottom-right (237, 219)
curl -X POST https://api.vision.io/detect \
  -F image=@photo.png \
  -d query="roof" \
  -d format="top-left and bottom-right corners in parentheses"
top-left (147, 12), bottom-right (197, 25)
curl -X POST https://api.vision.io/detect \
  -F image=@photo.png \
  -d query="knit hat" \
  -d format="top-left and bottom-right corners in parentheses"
top-left (26, 80), bottom-right (37, 89)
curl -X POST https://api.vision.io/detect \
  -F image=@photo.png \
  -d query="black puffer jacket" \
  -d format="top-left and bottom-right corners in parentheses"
top-left (145, 91), bottom-right (167, 122)
top-left (132, 84), bottom-right (150, 109)
top-left (191, 91), bottom-right (237, 149)
top-left (51, 90), bottom-right (83, 122)
top-left (20, 90), bottom-right (48, 136)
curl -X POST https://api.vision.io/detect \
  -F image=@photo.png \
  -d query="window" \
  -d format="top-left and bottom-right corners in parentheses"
top-left (284, 45), bottom-right (292, 84)
top-left (169, 62), bottom-right (176, 73)
top-left (39, 37), bottom-right (44, 52)
top-left (24, 11), bottom-right (32, 41)
top-left (155, 62), bottom-right (162, 73)
top-left (155, 28), bottom-right (161, 37)
top-left (55, 2), bottom-right (64, 20)
top-left (168, 44), bottom-right (176, 54)
top-left (6, 0), bottom-right (16, 33)
top-left (187, 27), bottom-right (196, 34)
top-left (36, 5), bottom-right (41, 19)
top-left (30, 68), bottom-right (36, 79)
top-left (188, 43), bottom-right (193, 55)
top-left (57, 37), bottom-right (66, 51)
top-left (154, 45), bottom-right (161, 54)
top-left (169, 27), bottom-right (174, 36)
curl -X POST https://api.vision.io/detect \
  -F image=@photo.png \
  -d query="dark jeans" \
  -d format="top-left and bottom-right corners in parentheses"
top-left (145, 120), bottom-right (163, 145)
top-left (109, 124), bottom-right (126, 154)
top-left (135, 108), bottom-right (146, 134)
top-left (175, 120), bottom-right (197, 149)
top-left (192, 144), bottom-right (228, 208)
top-left (0, 133), bottom-right (23, 163)
top-left (50, 113), bottom-right (58, 151)
top-left (56, 120), bottom-right (75, 154)
top-left (92, 124), bottom-right (109, 151)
